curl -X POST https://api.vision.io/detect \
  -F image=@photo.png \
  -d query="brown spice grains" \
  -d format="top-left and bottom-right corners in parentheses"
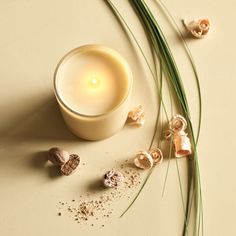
top-left (57, 159), bottom-right (141, 226)
top-left (58, 195), bottom-right (114, 225)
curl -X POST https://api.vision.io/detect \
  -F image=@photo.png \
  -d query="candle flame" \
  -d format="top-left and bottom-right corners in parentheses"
top-left (89, 75), bottom-right (100, 88)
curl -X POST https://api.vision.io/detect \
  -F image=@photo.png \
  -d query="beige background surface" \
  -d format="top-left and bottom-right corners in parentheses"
top-left (0, 0), bottom-right (235, 235)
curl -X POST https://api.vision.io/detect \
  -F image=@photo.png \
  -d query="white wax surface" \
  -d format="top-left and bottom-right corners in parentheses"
top-left (57, 49), bottom-right (129, 116)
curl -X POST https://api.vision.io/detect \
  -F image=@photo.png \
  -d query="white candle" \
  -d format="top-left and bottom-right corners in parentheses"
top-left (54, 45), bottom-right (133, 140)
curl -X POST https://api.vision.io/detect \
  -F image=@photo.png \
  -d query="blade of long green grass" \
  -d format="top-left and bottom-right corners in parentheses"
top-left (161, 135), bottom-right (173, 197)
top-left (175, 158), bottom-right (189, 236)
top-left (149, 61), bottom-right (163, 149)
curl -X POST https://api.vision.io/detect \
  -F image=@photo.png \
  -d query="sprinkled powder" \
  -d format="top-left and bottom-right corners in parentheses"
top-left (56, 160), bottom-right (142, 227)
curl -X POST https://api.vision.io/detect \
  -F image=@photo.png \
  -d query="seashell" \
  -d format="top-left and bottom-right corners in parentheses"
top-left (183, 18), bottom-right (211, 39)
top-left (103, 170), bottom-right (124, 188)
top-left (173, 133), bottom-right (192, 157)
top-left (134, 151), bottom-right (153, 169)
top-left (149, 148), bottom-right (163, 165)
top-left (169, 114), bottom-right (187, 132)
top-left (128, 104), bottom-right (145, 126)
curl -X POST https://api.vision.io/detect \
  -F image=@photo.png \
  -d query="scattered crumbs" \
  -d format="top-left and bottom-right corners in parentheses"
top-left (56, 159), bottom-right (141, 226)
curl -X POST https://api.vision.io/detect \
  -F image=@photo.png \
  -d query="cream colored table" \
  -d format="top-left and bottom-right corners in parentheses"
top-left (0, 0), bottom-right (235, 235)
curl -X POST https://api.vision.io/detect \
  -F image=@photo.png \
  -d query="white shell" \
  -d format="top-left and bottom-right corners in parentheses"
top-left (149, 148), bottom-right (163, 165)
top-left (128, 105), bottom-right (145, 126)
top-left (134, 151), bottom-right (153, 169)
top-left (183, 18), bottom-right (211, 39)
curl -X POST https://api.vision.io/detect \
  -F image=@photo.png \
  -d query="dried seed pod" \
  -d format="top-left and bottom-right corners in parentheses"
top-left (149, 148), bottom-right (163, 165)
top-left (48, 147), bottom-right (70, 165)
top-left (61, 154), bottom-right (80, 176)
top-left (128, 104), bottom-right (145, 126)
top-left (183, 18), bottom-right (211, 39)
top-left (169, 114), bottom-right (187, 132)
top-left (134, 151), bottom-right (153, 169)
top-left (173, 133), bottom-right (192, 157)
top-left (103, 170), bottom-right (124, 188)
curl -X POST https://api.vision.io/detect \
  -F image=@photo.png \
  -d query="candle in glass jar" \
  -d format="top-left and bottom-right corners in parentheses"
top-left (54, 45), bottom-right (133, 140)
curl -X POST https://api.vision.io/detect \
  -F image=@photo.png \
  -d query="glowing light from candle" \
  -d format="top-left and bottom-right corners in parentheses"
top-left (89, 75), bottom-right (100, 88)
